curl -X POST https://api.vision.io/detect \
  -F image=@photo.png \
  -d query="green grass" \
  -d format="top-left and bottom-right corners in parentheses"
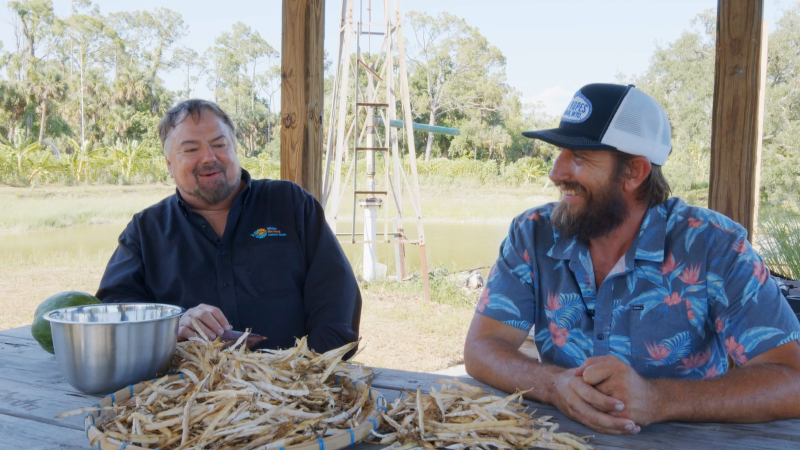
top-left (362, 268), bottom-right (480, 310)
top-left (0, 184), bottom-right (175, 232)
top-left (757, 203), bottom-right (800, 281)
top-left (0, 183), bottom-right (557, 232)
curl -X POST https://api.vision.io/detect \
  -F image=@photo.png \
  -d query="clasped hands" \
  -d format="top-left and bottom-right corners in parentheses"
top-left (552, 355), bottom-right (661, 435)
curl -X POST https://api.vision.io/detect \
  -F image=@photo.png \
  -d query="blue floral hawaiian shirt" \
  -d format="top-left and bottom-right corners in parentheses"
top-left (477, 198), bottom-right (800, 379)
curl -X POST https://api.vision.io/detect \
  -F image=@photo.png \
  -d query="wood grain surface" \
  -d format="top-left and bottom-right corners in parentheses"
top-left (281, 0), bottom-right (324, 199)
top-left (2, 325), bottom-right (800, 449)
top-left (709, 0), bottom-right (766, 239)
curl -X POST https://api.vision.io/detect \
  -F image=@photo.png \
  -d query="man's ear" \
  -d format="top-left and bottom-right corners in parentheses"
top-left (164, 152), bottom-right (175, 179)
top-left (624, 156), bottom-right (651, 193)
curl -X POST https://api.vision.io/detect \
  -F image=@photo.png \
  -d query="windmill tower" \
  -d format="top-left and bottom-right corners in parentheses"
top-left (321, 0), bottom-right (431, 300)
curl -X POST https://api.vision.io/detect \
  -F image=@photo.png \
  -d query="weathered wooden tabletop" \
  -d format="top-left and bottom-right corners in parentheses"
top-left (1, 325), bottom-right (799, 450)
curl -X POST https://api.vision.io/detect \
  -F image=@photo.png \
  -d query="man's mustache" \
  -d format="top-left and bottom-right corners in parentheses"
top-left (193, 162), bottom-right (226, 177)
top-left (557, 182), bottom-right (587, 195)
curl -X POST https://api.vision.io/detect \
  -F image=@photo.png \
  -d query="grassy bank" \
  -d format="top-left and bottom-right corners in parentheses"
top-left (0, 183), bottom-right (555, 232)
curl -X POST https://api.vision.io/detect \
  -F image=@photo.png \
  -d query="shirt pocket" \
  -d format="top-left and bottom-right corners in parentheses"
top-left (232, 241), bottom-right (305, 298)
top-left (624, 277), bottom-right (707, 378)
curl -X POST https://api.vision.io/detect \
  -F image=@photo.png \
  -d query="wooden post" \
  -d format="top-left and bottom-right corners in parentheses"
top-left (281, 0), bottom-right (325, 200)
top-left (709, 0), bottom-right (766, 241)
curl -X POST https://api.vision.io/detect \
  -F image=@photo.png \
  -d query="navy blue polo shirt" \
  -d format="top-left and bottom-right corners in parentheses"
top-left (97, 170), bottom-right (360, 353)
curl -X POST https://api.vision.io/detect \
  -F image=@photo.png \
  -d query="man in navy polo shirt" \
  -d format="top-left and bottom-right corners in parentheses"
top-left (97, 99), bottom-right (360, 354)
top-left (464, 84), bottom-right (800, 434)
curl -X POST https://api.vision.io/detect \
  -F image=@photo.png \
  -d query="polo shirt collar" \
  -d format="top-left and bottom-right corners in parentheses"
top-left (547, 202), bottom-right (667, 264)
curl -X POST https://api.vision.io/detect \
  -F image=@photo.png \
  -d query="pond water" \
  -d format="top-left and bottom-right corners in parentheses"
top-left (1, 220), bottom-right (511, 276)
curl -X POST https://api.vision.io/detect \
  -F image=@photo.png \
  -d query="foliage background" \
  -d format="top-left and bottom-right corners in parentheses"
top-left (0, 2), bottom-right (798, 215)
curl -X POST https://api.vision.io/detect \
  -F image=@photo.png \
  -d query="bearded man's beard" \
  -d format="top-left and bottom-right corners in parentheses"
top-left (551, 178), bottom-right (629, 241)
top-left (185, 162), bottom-right (240, 205)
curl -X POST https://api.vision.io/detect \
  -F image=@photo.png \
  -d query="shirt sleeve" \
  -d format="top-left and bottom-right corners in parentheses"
top-left (476, 219), bottom-right (537, 332)
top-left (96, 218), bottom-right (154, 304)
top-left (708, 229), bottom-right (800, 365)
top-left (295, 186), bottom-right (360, 355)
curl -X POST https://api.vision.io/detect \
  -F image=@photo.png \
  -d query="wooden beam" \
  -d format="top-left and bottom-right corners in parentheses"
top-left (281, 0), bottom-right (325, 200)
top-left (708, 0), bottom-right (766, 241)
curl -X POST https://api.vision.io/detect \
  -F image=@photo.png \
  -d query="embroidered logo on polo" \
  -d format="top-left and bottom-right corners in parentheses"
top-left (561, 91), bottom-right (592, 123)
top-left (251, 227), bottom-right (286, 238)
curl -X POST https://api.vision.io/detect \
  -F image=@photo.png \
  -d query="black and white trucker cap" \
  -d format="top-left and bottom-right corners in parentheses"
top-left (522, 83), bottom-right (672, 165)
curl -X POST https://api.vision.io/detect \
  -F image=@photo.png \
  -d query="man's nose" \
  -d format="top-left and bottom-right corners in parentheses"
top-left (199, 144), bottom-right (218, 162)
top-left (549, 150), bottom-right (570, 183)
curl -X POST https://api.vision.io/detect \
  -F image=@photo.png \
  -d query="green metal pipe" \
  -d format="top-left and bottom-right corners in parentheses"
top-left (378, 118), bottom-right (460, 135)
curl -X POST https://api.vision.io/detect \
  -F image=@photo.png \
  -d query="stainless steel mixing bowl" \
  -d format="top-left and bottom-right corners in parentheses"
top-left (44, 303), bottom-right (185, 394)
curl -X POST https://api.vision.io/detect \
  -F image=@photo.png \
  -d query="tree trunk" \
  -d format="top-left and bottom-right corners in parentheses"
top-left (266, 106), bottom-right (271, 143)
top-left (424, 131), bottom-right (434, 161)
top-left (80, 51), bottom-right (86, 149)
top-left (38, 100), bottom-right (47, 145)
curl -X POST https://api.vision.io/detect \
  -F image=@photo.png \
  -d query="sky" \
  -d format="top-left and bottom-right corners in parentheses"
top-left (0, 0), bottom-right (790, 115)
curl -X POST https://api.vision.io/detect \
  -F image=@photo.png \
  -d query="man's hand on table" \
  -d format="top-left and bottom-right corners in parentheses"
top-left (178, 304), bottom-right (232, 341)
top-left (551, 363), bottom-right (641, 435)
top-left (575, 355), bottom-right (660, 430)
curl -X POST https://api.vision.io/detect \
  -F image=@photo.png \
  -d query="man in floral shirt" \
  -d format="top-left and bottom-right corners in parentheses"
top-left (464, 83), bottom-right (800, 435)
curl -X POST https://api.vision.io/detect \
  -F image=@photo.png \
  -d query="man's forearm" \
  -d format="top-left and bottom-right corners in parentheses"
top-left (464, 336), bottom-right (564, 405)
top-left (653, 362), bottom-right (800, 423)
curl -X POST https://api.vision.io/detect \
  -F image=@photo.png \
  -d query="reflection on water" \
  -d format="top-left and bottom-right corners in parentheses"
top-left (1, 221), bottom-right (511, 274)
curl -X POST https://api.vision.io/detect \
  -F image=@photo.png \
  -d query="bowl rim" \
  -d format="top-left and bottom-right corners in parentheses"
top-left (43, 303), bottom-right (186, 325)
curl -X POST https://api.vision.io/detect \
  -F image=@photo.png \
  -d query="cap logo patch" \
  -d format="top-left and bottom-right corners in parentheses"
top-left (561, 91), bottom-right (592, 123)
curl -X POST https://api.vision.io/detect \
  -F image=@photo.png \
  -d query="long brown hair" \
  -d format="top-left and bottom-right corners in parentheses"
top-left (613, 150), bottom-right (671, 206)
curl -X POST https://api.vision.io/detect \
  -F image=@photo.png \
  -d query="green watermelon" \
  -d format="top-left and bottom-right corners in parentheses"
top-left (31, 291), bottom-right (101, 354)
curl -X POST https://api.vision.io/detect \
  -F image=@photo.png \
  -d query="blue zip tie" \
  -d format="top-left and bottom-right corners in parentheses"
top-left (279, 447), bottom-right (285, 450)
top-left (348, 429), bottom-right (355, 445)
top-left (128, 385), bottom-right (134, 397)
top-left (110, 393), bottom-right (116, 404)
top-left (317, 437), bottom-right (325, 450)
top-left (86, 413), bottom-right (95, 425)
top-left (92, 403), bottom-right (101, 417)
top-left (353, 380), bottom-right (361, 390)
top-left (368, 417), bottom-right (378, 430)
top-left (120, 444), bottom-right (129, 450)
top-left (179, 373), bottom-right (184, 380)
top-left (335, 375), bottom-right (340, 385)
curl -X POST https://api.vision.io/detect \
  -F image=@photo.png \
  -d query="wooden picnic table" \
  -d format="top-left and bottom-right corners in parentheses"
top-left (1, 325), bottom-right (799, 450)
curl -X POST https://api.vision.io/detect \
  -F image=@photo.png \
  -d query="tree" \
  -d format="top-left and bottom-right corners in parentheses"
top-left (621, 10), bottom-right (716, 198)
top-left (0, 130), bottom-right (42, 180)
top-left (405, 11), bottom-right (507, 160)
top-left (172, 46), bottom-right (200, 99)
top-left (210, 22), bottom-right (277, 113)
top-left (8, 0), bottom-right (55, 78)
top-left (257, 65), bottom-right (281, 143)
top-left (108, 8), bottom-right (186, 113)
top-left (760, 3), bottom-right (800, 203)
top-left (61, 8), bottom-right (117, 148)
top-left (27, 65), bottom-right (66, 144)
